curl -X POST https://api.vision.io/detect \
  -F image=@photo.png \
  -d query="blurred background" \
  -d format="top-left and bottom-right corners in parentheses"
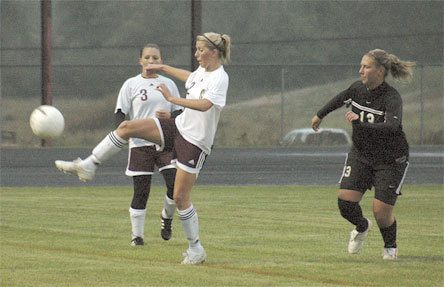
top-left (1, 0), bottom-right (443, 148)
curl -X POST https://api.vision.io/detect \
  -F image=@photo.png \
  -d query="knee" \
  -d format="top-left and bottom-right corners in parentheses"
top-left (372, 199), bottom-right (395, 227)
top-left (117, 121), bottom-right (129, 132)
top-left (117, 120), bottom-right (132, 138)
top-left (173, 192), bottom-right (186, 209)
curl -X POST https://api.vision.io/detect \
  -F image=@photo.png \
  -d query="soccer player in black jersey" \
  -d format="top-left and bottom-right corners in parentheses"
top-left (311, 49), bottom-right (415, 260)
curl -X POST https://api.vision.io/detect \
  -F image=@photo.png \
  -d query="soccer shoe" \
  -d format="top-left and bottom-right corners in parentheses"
top-left (130, 237), bottom-right (144, 246)
top-left (181, 248), bottom-right (207, 265)
top-left (348, 219), bottom-right (372, 254)
top-left (55, 158), bottom-right (96, 182)
top-left (160, 216), bottom-right (173, 241)
top-left (382, 247), bottom-right (398, 260)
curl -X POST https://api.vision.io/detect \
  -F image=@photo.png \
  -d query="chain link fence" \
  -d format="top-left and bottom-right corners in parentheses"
top-left (2, 62), bottom-right (442, 147)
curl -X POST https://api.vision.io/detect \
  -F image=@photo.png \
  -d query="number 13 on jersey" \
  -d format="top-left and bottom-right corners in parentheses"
top-left (359, 111), bottom-right (375, 123)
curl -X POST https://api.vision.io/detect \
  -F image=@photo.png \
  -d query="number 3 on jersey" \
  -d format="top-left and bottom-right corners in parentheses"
top-left (140, 89), bottom-right (148, 101)
top-left (359, 111), bottom-right (375, 123)
top-left (342, 165), bottom-right (351, 178)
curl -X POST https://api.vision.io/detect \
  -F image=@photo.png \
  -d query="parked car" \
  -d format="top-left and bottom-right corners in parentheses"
top-left (280, 128), bottom-right (351, 146)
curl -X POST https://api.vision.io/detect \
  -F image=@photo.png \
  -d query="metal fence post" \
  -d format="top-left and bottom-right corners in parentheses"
top-left (419, 64), bottom-right (424, 145)
top-left (280, 68), bottom-right (285, 140)
top-left (41, 0), bottom-right (52, 147)
top-left (191, 0), bottom-right (201, 71)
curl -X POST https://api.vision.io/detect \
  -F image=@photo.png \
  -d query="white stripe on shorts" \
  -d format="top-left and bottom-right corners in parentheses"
top-left (153, 118), bottom-right (165, 152)
top-left (176, 151), bottom-right (207, 175)
top-left (395, 161), bottom-right (409, 195)
top-left (196, 151), bottom-right (207, 170)
top-left (338, 153), bottom-right (349, 184)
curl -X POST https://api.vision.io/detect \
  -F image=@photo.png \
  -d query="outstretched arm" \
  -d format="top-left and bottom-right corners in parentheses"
top-left (146, 64), bottom-right (192, 82)
top-left (312, 88), bottom-right (351, 131)
top-left (316, 90), bottom-right (350, 119)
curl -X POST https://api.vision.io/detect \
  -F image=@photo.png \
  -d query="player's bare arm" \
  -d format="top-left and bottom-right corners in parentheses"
top-left (146, 64), bottom-right (191, 82)
top-left (156, 84), bottom-right (213, 112)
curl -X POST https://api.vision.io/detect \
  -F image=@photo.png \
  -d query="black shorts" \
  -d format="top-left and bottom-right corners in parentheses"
top-left (339, 149), bottom-right (409, 206)
top-left (155, 118), bottom-right (208, 174)
top-left (126, 146), bottom-right (175, 176)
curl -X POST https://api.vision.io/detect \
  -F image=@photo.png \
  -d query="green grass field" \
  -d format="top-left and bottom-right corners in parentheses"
top-left (1, 185), bottom-right (442, 286)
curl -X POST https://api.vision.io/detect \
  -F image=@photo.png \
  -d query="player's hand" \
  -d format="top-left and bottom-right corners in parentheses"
top-left (156, 84), bottom-right (173, 102)
top-left (156, 109), bottom-right (172, 119)
top-left (145, 64), bottom-right (164, 73)
top-left (345, 111), bottom-right (359, 123)
top-left (311, 115), bottom-right (322, 131)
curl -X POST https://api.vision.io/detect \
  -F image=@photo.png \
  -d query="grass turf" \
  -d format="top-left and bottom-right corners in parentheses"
top-left (1, 185), bottom-right (442, 286)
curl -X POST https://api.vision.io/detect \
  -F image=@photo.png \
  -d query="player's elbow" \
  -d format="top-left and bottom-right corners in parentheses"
top-left (198, 100), bottom-right (213, 112)
top-left (386, 119), bottom-right (401, 132)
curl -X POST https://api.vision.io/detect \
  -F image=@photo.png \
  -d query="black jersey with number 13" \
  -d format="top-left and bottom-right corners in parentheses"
top-left (317, 81), bottom-right (409, 164)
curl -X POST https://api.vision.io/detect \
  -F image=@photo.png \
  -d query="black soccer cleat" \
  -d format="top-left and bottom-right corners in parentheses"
top-left (161, 216), bottom-right (173, 241)
top-left (130, 237), bottom-right (144, 246)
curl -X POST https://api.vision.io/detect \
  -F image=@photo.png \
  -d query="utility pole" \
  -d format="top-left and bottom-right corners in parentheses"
top-left (41, 0), bottom-right (52, 147)
top-left (191, 0), bottom-right (201, 71)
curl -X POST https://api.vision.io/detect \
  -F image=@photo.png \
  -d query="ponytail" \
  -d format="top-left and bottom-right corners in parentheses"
top-left (367, 49), bottom-right (416, 80)
top-left (220, 34), bottom-right (231, 64)
top-left (387, 53), bottom-right (416, 80)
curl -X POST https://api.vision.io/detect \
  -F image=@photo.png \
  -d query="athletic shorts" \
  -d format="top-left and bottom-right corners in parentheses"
top-left (339, 149), bottom-right (409, 206)
top-left (154, 118), bottom-right (208, 174)
top-left (126, 146), bottom-right (175, 176)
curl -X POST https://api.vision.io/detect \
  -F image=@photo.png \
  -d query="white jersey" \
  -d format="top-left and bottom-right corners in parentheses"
top-left (115, 74), bottom-right (181, 148)
top-left (175, 65), bottom-right (229, 154)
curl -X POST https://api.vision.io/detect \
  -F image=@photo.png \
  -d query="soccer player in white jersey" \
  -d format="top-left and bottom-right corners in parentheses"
top-left (55, 32), bottom-right (231, 265)
top-left (114, 44), bottom-right (182, 246)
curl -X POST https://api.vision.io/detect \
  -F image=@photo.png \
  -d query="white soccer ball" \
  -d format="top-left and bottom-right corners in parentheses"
top-left (30, 105), bottom-right (65, 139)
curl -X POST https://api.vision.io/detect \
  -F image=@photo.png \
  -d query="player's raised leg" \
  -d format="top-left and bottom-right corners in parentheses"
top-left (55, 118), bottom-right (162, 181)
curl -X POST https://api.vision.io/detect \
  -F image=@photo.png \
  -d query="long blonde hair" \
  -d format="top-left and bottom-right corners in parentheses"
top-left (366, 49), bottom-right (416, 80)
top-left (197, 32), bottom-right (231, 64)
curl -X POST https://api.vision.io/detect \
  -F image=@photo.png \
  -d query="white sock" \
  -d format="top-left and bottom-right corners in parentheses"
top-left (178, 204), bottom-right (203, 251)
top-left (129, 207), bottom-right (146, 239)
top-left (162, 196), bottom-right (176, 219)
top-left (82, 155), bottom-right (99, 171)
top-left (92, 131), bottom-right (127, 164)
